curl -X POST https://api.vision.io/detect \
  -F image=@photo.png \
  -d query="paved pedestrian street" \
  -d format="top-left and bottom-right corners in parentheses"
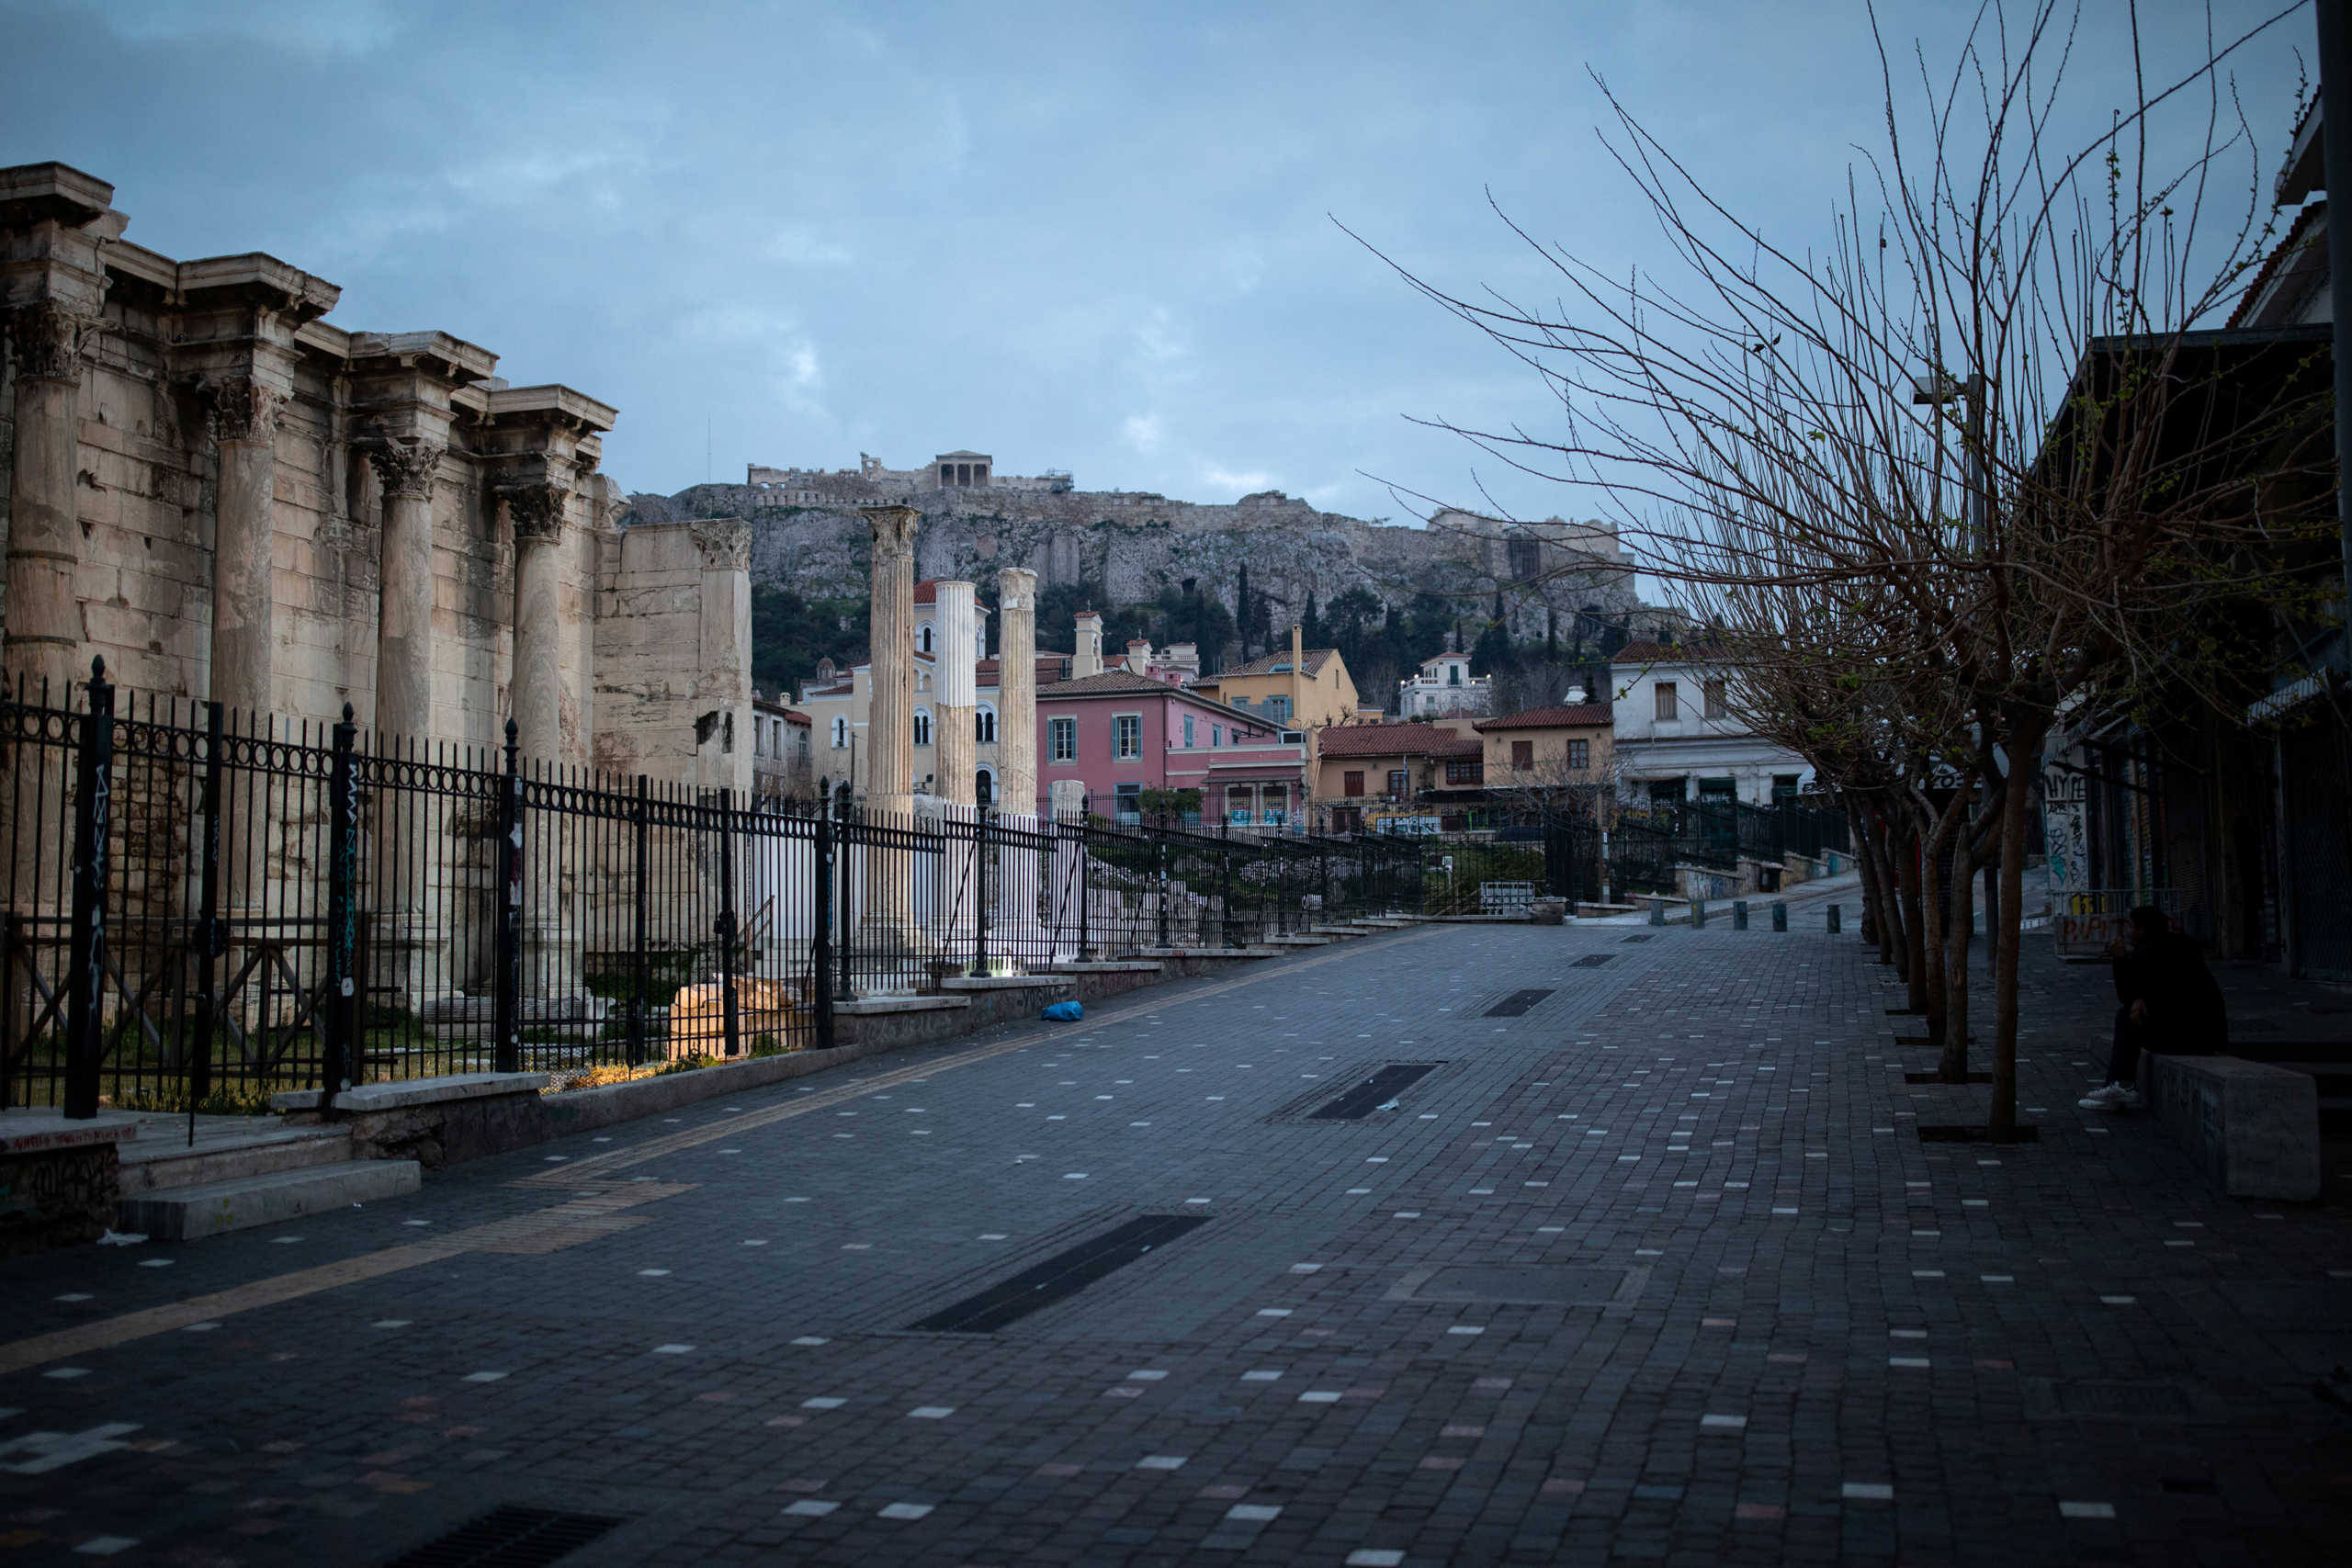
top-left (5, 921), bottom-right (2349, 1566)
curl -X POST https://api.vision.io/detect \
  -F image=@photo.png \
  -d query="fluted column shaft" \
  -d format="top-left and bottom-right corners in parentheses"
top-left (861, 505), bottom-right (920, 942)
top-left (996, 568), bottom-right (1038, 815)
top-left (208, 378), bottom-right (284, 716)
top-left (935, 581), bottom-right (978, 809)
top-left (4, 305), bottom-right (89, 695)
top-left (507, 484), bottom-right (567, 761)
top-left (368, 441), bottom-right (442, 744)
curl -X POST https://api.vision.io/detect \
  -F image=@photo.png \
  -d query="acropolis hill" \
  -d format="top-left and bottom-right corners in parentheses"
top-left (623, 450), bottom-right (1650, 638)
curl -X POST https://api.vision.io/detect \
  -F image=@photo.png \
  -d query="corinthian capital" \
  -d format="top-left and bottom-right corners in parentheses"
top-left (207, 378), bottom-right (288, 445)
top-left (6, 302), bottom-right (96, 383)
top-left (691, 517), bottom-right (752, 570)
top-left (861, 502), bottom-right (920, 558)
top-left (366, 439), bottom-right (445, 500)
top-left (503, 482), bottom-right (569, 544)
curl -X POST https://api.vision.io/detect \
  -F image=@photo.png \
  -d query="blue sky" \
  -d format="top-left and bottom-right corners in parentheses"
top-left (0, 1), bottom-right (2312, 522)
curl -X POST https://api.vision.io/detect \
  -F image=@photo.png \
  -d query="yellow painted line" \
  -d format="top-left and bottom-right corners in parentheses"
top-left (0, 1242), bottom-right (460, 1376)
top-left (517, 925), bottom-right (1445, 1183)
top-left (0, 1182), bottom-right (700, 1377)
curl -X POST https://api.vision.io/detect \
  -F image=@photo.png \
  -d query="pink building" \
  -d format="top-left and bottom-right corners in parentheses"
top-left (1035, 670), bottom-right (1306, 826)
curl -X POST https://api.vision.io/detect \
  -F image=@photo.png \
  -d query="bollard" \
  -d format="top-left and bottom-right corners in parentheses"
top-left (1691, 897), bottom-right (1707, 929)
top-left (1826, 903), bottom-right (1842, 935)
top-left (1770, 901), bottom-right (1788, 931)
top-left (1733, 899), bottom-right (1748, 931)
top-left (1648, 900), bottom-right (1665, 927)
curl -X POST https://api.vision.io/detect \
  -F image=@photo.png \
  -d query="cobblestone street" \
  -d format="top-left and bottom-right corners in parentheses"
top-left (5, 919), bottom-right (2349, 1566)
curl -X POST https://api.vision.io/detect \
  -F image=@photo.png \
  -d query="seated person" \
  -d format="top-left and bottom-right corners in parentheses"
top-left (2079, 905), bottom-right (2226, 1111)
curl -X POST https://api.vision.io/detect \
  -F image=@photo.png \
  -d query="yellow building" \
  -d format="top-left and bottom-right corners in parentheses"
top-left (1194, 626), bottom-right (1358, 731)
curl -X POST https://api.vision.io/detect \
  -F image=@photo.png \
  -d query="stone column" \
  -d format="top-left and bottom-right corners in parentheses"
top-left (506, 483), bottom-right (567, 762)
top-left (206, 378), bottom-right (286, 718)
top-left (3, 304), bottom-right (91, 696)
top-left (933, 581), bottom-right (978, 961)
top-left (995, 567), bottom-right (1039, 816)
top-left (861, 504), bottom-right (921, 946)
top-left (367, 440), bottom-right (442, 745)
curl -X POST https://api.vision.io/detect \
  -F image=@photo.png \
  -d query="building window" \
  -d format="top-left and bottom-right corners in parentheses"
top-left (1568, 739), bottom-right (1590, 771)
top-left (976, 705), bottom-right (997, 744)
top-left (1511, 739), bottom-right (1534, 771)
top-left (1331, 807), bottom-right (1362, 834)
top-left (1386, 768), bottom-right (1409, 798)
top-left (1269, 694), bottom-right (1289, 723)
top-left (976, 769), bottom-right (995, 807)
top-left (1446, 758), bottom-right (1483, 784)
top-left (1182, 713), bottom-right (1195, 748)
top-left (1211, 724), bottom-right (1223, 748)
top-left (1655, 681), bottom-right (1679, 721)
top-left (1773, 773), bottom-right (1802, 803)
top-left (1049, 716), bottom-right (1076, 762)
top-left (1114, 782), bottom-right (1142, 823)
top-left (1229, 694), bottom-right (1250, 711)
top-left (1448, 663), bottom-right (1462, 686)
top-left (1114, 714), bottom-right (1142, 759)
top-left (1343, 770), bottom-right (1365, 797)
top-left (919, 624), bottom-right (933, 654)
top-left (1263, 785), bottom-right (1287, 826)
top-left (1703, 679), bottom-right (1728, 719)
top-left (912, 708), bottom-right (933, 747)
top-left (831, 716), bottom-right (848, 749)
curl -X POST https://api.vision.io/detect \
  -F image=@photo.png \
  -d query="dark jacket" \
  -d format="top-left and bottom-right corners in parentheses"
top-left (2113, 931), bottom-right (2228, 1053)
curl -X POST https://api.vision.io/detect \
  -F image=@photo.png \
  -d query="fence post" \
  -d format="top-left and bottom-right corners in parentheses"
top-left (812, 812), bottom-right (835, 1049)
top-left (836, 801), bottom-right (856, 1003)
top-left (1156, 836), bottom-right (1170, 948)
top-left (1827, 903), bottom-right (1843, 935)
top-left (1078, 822), bottom-right (1094, 960)
top-left (1219, 845), bottom-right (1235, 948)
top-left (492, 718), bottom-right (523, 1076)
top-left (716, 788), bottom-right (740, 1057)
top-left (1770, 900), bottom-right (1789, 932)
top-left (1733, 898), bottom-right (1749, 931)
top-left (628, 775), bottom-right (650, 1066)
top-left (972, 808), bottom-right (992, 976)
top-left (322, 704), bottom-right (361, 1101)
top-left (188, 700), bottom-right (225, 1109)
top-left (62, 658), bottom-right (115, 1120)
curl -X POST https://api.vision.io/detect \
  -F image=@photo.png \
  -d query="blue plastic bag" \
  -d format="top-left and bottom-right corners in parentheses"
top-left (1041, 1000), bottom-right (1084, 1021)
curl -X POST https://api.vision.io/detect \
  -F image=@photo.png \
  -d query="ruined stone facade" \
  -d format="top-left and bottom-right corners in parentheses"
top-left (0, 162), bottom-right (749, 795)
top-left (629, 459), bottom-right (1671, 653)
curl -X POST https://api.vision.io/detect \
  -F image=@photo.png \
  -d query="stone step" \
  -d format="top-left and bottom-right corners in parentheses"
top-left (118, 1124), bottom-right (355, 1196)
top-left (120, 1160), bottom-right (422, 1242)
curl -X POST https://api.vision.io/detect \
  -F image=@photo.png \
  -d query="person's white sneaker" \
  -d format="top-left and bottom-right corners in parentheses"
top-left (2077, 1082), bottom-right (2130, 1110)
top-left (2116, 1088), bottom-right (2144, 1111)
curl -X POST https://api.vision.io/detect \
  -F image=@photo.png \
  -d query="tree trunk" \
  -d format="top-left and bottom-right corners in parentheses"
top-left (1896, 816), bottom-right (1927, 1010)
top-left (1989, 712), bottom-right (2049, 1143)
top-left (1864, 807), bottom-right (1903, 968)
top-left (1850, 805), bottom-right (1885, 952)
top-left (1939, 831), bottom-right (1975, 1082)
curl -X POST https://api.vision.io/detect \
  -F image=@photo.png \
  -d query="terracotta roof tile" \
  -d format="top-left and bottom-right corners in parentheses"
top-left (1314, 722), bottom-right (1482, 759)
top-left (1215, 647), bottom-right (1340, 679)
top-left (1475, 704), bottom-right (1612, 730)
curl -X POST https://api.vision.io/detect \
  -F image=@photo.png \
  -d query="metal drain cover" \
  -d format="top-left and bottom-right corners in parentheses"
top-left (380, 1506), bottom-right (625, 1568)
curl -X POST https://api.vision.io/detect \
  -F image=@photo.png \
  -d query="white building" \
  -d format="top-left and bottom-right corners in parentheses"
top-left (1608, 641), bottom-right (1814, 809)
top-left (1397, 652), bottom-right (1492, 719)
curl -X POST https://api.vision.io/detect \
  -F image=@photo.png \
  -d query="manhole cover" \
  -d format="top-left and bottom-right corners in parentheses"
top-left (1622, 934), bottom-right (1653, 943)
top-left (1412, 1266), bottom-right (1627, 1305)
top-left (1573, 953), bottom-right (1614, 968)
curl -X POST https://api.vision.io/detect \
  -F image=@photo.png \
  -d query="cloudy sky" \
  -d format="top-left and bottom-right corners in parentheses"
top-left (1, 1), bottom-right (2312, 522)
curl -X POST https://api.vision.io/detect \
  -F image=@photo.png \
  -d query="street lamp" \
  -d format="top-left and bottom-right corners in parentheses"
top-left (1911, 370), bottom-right (1989, 553)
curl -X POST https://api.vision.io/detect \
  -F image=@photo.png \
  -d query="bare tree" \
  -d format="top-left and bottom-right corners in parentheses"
top-left (1360, 0), bottom-right (2333, 1137)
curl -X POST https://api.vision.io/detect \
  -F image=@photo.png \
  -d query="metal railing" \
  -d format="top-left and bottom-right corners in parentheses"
top-left (1, 667), bottom-right (1423, 1112)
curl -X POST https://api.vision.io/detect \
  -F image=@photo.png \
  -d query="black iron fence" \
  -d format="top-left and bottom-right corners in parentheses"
top-left (1538, 801), bottom-right (1852, 901)
top-left (2, 667), bottom-right (1423, 1111)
